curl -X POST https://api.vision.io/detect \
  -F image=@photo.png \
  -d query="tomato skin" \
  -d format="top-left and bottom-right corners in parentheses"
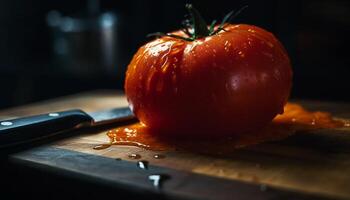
top-left (125, 24), bottom-right (292, 136)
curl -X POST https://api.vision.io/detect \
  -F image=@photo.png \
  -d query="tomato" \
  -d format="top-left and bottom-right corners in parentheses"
top-left (124, 5), bottom-right (292, 137)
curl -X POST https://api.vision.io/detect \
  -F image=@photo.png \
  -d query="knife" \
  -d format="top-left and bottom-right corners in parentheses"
top-left (0, 107), bottom-right (135, 148)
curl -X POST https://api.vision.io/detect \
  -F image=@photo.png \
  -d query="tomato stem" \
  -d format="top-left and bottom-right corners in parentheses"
top-left (210, 5), bottom-right (248, 36)
top-left (185, 4), bottom-right (210, 39)
top-left (147, 4), bottom-right (248, 42)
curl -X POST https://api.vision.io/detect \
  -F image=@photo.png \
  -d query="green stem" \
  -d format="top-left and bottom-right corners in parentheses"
top-left (148, 4), bottom-right (248, 42)
top-left (185, 4), bottom-right (210, 39)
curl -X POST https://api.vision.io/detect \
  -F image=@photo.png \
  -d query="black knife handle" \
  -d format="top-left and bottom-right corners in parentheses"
top-left (0, 110), bottom-right (93, 148)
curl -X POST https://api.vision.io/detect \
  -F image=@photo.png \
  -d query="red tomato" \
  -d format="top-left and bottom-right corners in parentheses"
top-left (125, 7), bottom-right (292, 137)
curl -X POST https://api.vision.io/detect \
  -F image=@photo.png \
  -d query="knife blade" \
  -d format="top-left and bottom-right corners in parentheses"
top-left (0, 107), bottom-right (135, 148)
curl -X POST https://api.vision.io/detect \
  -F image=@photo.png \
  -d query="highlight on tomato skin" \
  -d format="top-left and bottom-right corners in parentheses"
top-left (124, 5), bottom-right (293, 137)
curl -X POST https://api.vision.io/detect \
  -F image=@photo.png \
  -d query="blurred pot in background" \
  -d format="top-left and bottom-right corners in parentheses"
top-left (46, 1), bottom-right (119, 77)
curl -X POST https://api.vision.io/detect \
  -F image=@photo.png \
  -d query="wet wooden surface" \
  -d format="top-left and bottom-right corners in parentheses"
top-left (1, 90), bottom-right (350, 200)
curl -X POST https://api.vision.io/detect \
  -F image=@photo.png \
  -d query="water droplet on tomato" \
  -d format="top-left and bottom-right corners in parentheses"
top-left (262, 52), bottom-right (273, 58)
top-left (161, 62), bottom-right (170, 72)
top-left (238, 51), bottom-right (245, 58)
top-left (267, 41), bottom-right (274, 48)
top-left (248, 28), bottom-right (256, 33)
top-left (224, 41), bottom-right (232, 52)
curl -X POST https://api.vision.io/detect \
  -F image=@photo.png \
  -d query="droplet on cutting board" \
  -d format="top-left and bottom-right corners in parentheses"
top-left (153, 154), bottom-right (165, 159)
top-left (137, 160), bottom-right (148, 170)
top-left (148, 174), bottom-right (170, 189)
top-left (93, 144), bottom-right (111, 150)
top-left (128, 153), bottom-right (141, 159)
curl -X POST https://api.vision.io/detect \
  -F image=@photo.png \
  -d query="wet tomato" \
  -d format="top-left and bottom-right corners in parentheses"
top-left (124, 5), bottom-right (292, 137)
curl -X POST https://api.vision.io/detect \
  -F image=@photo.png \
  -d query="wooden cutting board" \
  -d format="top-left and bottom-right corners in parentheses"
top-left (1, 90), bottom-right (350, 200)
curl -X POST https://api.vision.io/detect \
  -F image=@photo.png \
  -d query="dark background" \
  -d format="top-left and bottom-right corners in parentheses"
top-left (0, 0), bottom-right (349, 109)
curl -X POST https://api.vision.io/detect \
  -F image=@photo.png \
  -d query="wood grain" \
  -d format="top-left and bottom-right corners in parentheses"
top-left (1, 90), bottom-right (350, 199)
